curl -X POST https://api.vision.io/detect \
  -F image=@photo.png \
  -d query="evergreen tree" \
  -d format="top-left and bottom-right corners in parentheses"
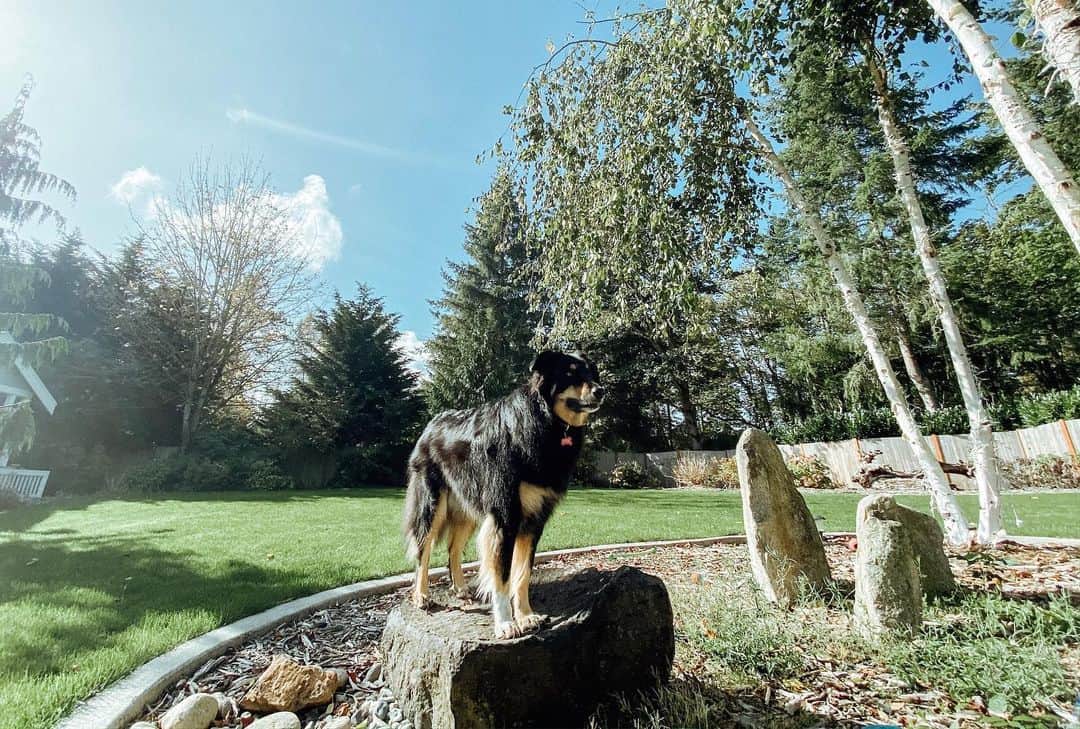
top-left (425, 169), bottom-right (536, 412)
top-left (0, 80), bottom-right (72, 456)
top-left (262, 285), bottom-right (423, 486)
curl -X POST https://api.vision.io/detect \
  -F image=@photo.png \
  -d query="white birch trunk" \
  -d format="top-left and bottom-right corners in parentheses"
top-left (928, 0), bottom-right (1080, 255)
top-left (1028, 0), bottom-right (1080, 105)
top-left (741, 107), bottom-right (970, 545)
top-left (867, 54), bottom-right (1005, 543)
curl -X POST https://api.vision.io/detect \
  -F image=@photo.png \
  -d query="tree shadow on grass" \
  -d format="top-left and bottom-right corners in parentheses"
top-left (0, 533), bottom-right (342, 683)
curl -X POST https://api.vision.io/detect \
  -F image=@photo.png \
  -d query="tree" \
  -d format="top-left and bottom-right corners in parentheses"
top-left (927, 0), bottom-right (1080, 254)
top-left (425, 169), bottom-right (537, 412)
top-left (0, 79), bottom-right (75, 250)
top-left (130, 157), bottom-right (316, 452)
top-left (0, 79), bottom-right (72, 456)
top-left (261, 285), bottom-right (423, 486)
top-left (510, 3), bottom-right (971, 542)
top-left (1024, 0), bottom-right (1080, 105)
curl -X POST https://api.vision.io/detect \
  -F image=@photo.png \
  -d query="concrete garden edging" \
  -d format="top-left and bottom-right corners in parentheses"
top-left (53, 532), bottom-right (1080, 729)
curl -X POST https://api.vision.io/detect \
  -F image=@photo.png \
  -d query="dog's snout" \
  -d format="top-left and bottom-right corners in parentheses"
top-left (591, 385), bottom-right (606, 400)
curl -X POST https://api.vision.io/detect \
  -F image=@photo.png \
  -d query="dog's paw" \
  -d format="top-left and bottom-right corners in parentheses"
top-left (515, 612), bottom-right (547, 633)
top-left (411, 592), bottom-right (432, 610)
top-left (454, 585), bottom-right (475, 602)
top-left (493, 620), bottom-right (521, 640)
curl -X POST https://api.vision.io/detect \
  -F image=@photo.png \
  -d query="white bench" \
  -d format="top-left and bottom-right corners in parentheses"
top-left (0, 468), bottom-right (50, 500)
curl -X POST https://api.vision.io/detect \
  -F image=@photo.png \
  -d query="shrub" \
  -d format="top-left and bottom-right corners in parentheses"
top-left (1016, 385), bottom-right (1080, 427)
top-left (1001, 455), bottom-right (1080, 490)
top-left (117, 453), bottom-right (295, 492)
top-left (606, 461), bottom-right (665, 489)
top-left (785, 455), bottom-right (841, 489)
top-left (672, 454), bottom-right (739, 489)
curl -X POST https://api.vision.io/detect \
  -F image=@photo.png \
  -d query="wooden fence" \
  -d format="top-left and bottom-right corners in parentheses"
top-left (593, 418), bottom-right (1080, 487)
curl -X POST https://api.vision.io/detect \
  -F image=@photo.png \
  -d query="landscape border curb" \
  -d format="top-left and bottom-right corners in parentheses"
top-left (54, 532), bottom-right (1079, 729)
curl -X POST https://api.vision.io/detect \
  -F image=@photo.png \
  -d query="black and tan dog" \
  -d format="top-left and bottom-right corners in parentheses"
top-left (403, 350), bottom-right (604, 639)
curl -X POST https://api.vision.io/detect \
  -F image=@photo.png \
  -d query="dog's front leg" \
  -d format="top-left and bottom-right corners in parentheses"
top-left (511, 532), bottom-right (545, 633)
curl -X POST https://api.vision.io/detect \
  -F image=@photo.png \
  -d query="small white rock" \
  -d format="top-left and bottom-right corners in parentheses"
top-left (249, 712), bottom-right (302, 729)
top-left (364, 663), bottom-right (382, 683)
top-left (388, 706), bottom-right (403, 723)
top-left (317, 717), bottom-right (353, 729)
top-left (130, 723), bottom-right (158, 729)
top-left (160, 693), bottom-right (218, 729)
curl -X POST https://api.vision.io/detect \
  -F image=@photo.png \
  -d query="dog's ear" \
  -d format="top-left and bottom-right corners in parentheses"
top-left (529, 350), bottom-right (562, 376)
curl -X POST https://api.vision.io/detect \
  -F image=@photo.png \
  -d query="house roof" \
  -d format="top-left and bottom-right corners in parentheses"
top-left (0, 331), bottom-right (57, 415)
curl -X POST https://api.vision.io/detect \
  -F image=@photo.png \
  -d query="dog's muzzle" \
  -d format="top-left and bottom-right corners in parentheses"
top-left (568, 386), bottom-right (605, 413)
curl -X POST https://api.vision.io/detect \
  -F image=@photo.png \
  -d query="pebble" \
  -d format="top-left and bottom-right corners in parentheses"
top-left (374, 699), bottom-right (390, 721)
top-left (249, 712), bottom-right (302, 729)
top-left (130, 723), bottom-right (158, 729)
top-left (316, 717), bottom-right (353, 729)
top-left (364, 663), bottom-right (383, 683)
top-left (160, 693), bottom-right (219, 729)
top-left (332, 668), bottom-right (349, 688)
top-left (388, 706), bottom-right (403, 723)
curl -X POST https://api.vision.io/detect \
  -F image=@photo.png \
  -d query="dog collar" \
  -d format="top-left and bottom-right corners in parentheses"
top-left (560, 423), bottom-right (573, 447)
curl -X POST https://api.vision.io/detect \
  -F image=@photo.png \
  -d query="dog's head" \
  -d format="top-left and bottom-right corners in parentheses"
top-left (529, 350), bottom-right (605, 427)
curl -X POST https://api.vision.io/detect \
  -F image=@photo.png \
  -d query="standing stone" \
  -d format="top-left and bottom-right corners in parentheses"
top-left (737, 428), bottom-right (832, 606)
top-left (240, 655), bottom-right (339, 712)
top-left (857, 494), bottom-right (956, 596)
top-left (381, 566), bottom-right (674, 729)
top-left (160, 693), bottom-right (219, 729)
top-left (854, 514), bottom-right (923, 637)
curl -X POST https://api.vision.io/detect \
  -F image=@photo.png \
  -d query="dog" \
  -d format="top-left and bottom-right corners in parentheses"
top-left (403, 350), bottom-right (604, 639)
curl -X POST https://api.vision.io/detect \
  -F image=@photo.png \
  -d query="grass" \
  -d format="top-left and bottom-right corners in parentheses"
top-left (1, 488), bottom-right (1078, 729)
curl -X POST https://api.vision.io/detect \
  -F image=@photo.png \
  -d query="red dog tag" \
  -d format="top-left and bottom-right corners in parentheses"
top-left (561, 436), bottom-right (573, 447)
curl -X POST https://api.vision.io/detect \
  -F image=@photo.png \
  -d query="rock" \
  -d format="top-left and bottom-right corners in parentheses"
top-left (316, 717), bottom-right (352, 729)
top-left (736, 428), bottom-right (833, 606)
top-left (130, 723), bottom-right (158, 729)
top-left (249, 713), bottom-right (302, 729)
top-left (240, 655), bottom-right (339, 712)
top-left (160, 693), bottom-right (219, 729)
top-left (857, 494), bottom-right (956, 596)
top-left (381, 566), bottom-right (674, 729)
top-left (332, 668), bottom-right (349, 689)
top-left (364, 663), bottom-right (383, 684)
top-left (373, 700), bottom-right (390, 722)
top-left (854, 513), bottom-right (922, 637)
top-left (211, 691), bottom-right (239, 720)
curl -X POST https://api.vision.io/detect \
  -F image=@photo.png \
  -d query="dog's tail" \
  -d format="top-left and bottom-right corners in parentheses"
top-left (403, 459), bottom-right (439, 563)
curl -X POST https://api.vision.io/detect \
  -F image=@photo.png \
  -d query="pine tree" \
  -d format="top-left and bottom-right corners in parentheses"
top-left (262, 285), bottom-right (423, 486)
top-left (425, 169), bottom-right (536, 412)
top-left (0, 80), bottom-right (72, 456)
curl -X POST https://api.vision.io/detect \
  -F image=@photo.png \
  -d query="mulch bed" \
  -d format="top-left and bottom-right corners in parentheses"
top-left (140, 537), bottom-right (1080, 728)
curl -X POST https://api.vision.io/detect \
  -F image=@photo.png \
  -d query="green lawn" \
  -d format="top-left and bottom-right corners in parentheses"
top-left (1, 488), bottom-right (1077, 729)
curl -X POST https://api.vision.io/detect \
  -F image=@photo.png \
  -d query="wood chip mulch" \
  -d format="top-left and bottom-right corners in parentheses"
top-left (142, 537), bottom-right (1080, 728)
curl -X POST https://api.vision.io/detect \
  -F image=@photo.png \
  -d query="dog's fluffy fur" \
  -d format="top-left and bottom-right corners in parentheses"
top-left (402, 350), bottom-right (603, 638)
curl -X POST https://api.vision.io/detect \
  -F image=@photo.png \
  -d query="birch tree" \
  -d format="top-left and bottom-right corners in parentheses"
top-left (863, 50), bottom-right (1004, 541)
top-left (132, 157), bottom-right (316, 452)
top-left (928, 0), bottom-right (1080, 255)
top-left (1025, 0), bottom-right (1080, 104)
top-left (741, 109), bottom-right (969, 544)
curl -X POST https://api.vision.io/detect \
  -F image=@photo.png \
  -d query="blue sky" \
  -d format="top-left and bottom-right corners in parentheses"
top-left (3, 1), bottom-right (1019, 358)
top-left (1, 0), bottom-right (627, 349)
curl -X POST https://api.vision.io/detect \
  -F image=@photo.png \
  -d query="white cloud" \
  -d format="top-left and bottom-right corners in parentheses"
top-left (395, 330), bottom-right (430, 380)
top-left (109, 166), bottom-right (161, 205)
top-left (226, 107), bottom-right (420, 162)
top-left (274, 175), bottom-right (343, 271)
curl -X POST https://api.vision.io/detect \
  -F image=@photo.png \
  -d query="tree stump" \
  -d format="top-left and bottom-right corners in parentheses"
top-left (380, 566), bottom-right (674, 729)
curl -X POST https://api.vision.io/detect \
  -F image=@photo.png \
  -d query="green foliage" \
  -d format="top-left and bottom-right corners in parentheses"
top-left (0, 401), bottom-right (35, 454)
top-left (261, 284), bottom-right (423, 487)
top-left (604, 461), bottom-right (665, 490)
top-left (1015, 385), bottom-right (1080, 426)
top-left (784, 454), bottom-right (840, 489)
top-left (885, 592), bottom-right (1080, 713)
top-left (0, 78), bottom-right (75, 244)
top-left (425, 168), bottom-right (536, 413)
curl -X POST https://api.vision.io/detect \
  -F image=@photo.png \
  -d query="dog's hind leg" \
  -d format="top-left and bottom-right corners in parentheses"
top-left (477, 514), bottom-right (520, 639)
top-left (511, 532), bottom-right (545, 633)
top-left (446, 515), bottom-right (476, 600)
top-left (410, 489), bottom-right (447, 610)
